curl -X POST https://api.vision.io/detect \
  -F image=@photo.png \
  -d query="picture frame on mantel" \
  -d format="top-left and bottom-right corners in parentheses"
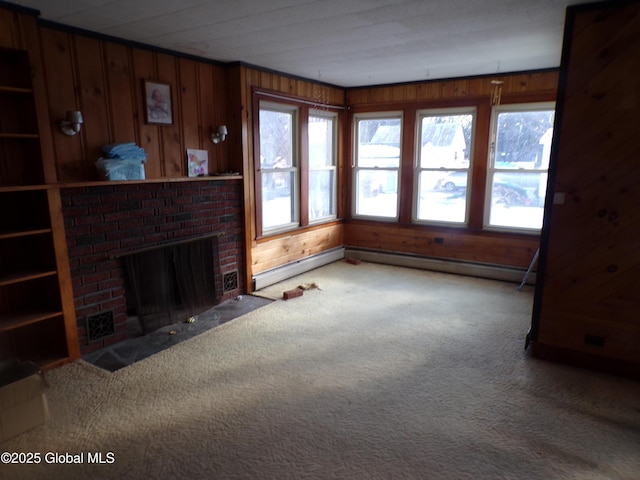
top-left (144, 80), bottom-right (173, 125)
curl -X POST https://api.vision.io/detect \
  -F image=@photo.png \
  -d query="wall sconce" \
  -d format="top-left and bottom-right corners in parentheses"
top-left (59, 111), bottom-right (84, 136)
top-left (210, 125), bottom-right (228, 144)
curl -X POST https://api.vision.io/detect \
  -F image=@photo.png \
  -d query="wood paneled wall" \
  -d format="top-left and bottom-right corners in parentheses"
top-left (38, 25), bottom-right (233, 182)
top-left (345, 71), bottom-right (559, 269)
top-left (532, 1), bottom-right (640, 378)
top-left (231, 65), bottom-right (346, 281)
top-left (348, 72), bottom-right (559, 107)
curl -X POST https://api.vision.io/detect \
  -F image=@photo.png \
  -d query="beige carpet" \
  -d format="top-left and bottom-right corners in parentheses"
top-left (2, 261), bottom-right (639, 480)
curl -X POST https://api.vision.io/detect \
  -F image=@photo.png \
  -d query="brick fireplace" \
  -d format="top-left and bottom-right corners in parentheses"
top-left (61, 179), bottom-right (244, 355)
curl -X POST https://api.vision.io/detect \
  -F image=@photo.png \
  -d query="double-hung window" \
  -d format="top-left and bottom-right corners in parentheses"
top-left (259, 102), bottom-right (299, 234)
top-left (257, 98), bottom-right (338, 236)
top-left (308, 110), bottom-right (337, 223)
top-left (415, 108), bottom-right (475, 224)
top-left (486, 102), bottom-right (555, 231)
top-left (353, 113), bottom-right (401, 219)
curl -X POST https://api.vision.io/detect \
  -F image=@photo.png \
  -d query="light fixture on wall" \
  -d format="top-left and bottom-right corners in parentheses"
top-left (210, 125), bottom-right (228, 144)
top-left (59, 111), bottom-right (84, 136)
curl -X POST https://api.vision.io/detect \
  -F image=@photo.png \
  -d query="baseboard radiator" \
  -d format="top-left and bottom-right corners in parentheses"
top-left (344, 248), bottom-right (535, 285)
top-left (253, 247), bottom-right (345, 290)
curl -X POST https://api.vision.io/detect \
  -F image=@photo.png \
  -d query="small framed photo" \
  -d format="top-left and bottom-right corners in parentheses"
top-left (187, 149), bottom-right (209, 177)
top-left (144, 80), bottom-right (173, 125)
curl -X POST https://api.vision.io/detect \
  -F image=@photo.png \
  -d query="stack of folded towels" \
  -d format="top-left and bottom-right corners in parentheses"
top-left (96, 142), bottom-right (147, 180)
top-left (101, 142), bottom-right (147, 163)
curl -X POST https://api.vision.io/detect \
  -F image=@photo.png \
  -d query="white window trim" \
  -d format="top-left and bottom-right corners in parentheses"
top-left (483, 101), bottom-right (555, 233)
top-left (412, 106), bottom-right (476, 226)
top-left (259, 101), bottom-right (300, 235)
top-left (352, 111), bottom-right (403, 221)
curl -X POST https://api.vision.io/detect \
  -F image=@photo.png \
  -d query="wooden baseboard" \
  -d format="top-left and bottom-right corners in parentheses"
top-left (531, 342), bottom-right (640, 381)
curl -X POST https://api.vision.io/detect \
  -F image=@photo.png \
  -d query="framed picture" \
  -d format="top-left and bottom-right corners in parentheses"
top-left (144, 80), bottom-right (173, 125)
top-left (187, 149), bottom-right (209, 177)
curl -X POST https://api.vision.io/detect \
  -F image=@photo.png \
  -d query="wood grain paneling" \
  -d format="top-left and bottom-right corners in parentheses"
top-left (36, 25), bottom-right (230, 182)
top-left (533, 1), bottom-right (640, 376)
top-left (252, 224), bottom-right (344, 275)
top-left (347, 71), bottom-right (558, 107)
top-left (0, 8), bottom-right (24, 49)
top-left (344, 222), bottom-right (538, 268)
top-left (236, 66), bottom-right (346, 283)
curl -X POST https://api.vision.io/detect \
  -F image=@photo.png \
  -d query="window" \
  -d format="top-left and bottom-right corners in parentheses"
top-left (308, 110), bottom-right (337, 223)
top-left (259, 103), bottom-right (299, 233)
top-left (486, 103), bottom-right (555, 231)
top-left (353, 114), bottom-right (401, 219)
top-left (256, 98), bottom-right (339, 236)
top-left (415, 109), bottom-right (475, 224)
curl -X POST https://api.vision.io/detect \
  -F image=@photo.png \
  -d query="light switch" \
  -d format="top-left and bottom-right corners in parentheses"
top-left (553, 192), bottom-right (565, 205)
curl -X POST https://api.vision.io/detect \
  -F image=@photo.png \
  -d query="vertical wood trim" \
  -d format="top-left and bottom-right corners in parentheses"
top-left (299, 105), bottom-right (309, 227)
top-left (48, 187), bottom-right (80, 360)
top-left (399, 107), bottom-right (416, 223)
top-left (468, 102), bottom-right (491, 229)
top-left (252, 90), bottom-right (263, 237)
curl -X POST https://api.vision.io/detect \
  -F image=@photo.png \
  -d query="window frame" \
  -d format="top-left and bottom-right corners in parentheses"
top-left (257, 101), bottom-right (300, 236)
top-left (308, 108), bottom-right (338, 225)
top-left (352, 111), bottom-right (403, 221)
top-left (254, 92), bottom-right (342, 239)
top-left (484, 101), bottom-right (556, 233)
top-left (412, 106), bottom-right (476, 227)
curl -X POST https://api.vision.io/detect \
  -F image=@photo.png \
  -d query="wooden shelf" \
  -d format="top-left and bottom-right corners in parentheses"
top-left (0, 32), bottom-right (79, 368)
top-left (0, 228), bottom-right (51, 239)
top-left (0, 270), bottom-right (57, 287)
top-left (0, 309), bottom-right (64, 333)
top-left (0, 85), bottom-right (32, 94)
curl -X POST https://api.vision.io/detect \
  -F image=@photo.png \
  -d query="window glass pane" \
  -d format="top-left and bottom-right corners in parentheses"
top-left (355, 169), bottom-right (398, 217)
top-left (262, 171), bottom-right (295, 230)
top-left (488, 172), bottom-right (547, 229)
top-left (259, 109), bottom-right (294, 169)
top-left (418, 171), bottom-right (467, 222)
top-left (494, 110), bottom-right (555, 169)
top-left (357, 119), bottom-right (401, 168)
top-left (487, 104), bottom-right (554, 231)
top-left (420, 114), bottom-right (473, 168)
top-left (309, 115), bottom-right (334, 167)
top-left (309, 170), bottom-right (334, 221)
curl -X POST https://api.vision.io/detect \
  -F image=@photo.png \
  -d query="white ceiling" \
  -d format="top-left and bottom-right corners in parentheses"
top-left (9, 0), bottom-right (600, 87)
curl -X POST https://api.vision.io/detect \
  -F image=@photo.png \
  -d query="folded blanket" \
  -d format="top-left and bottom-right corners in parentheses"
top-left (101, 142), bottom-right (147, 162)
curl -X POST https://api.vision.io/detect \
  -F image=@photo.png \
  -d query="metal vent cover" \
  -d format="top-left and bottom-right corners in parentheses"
top-left (86, 311), bottom-right (115, 342)
top-left (223, 271), bottom-right (238, 292)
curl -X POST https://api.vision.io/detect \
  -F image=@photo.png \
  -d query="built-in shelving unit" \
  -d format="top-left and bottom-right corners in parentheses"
top-left (0, 47), bottom-right (78, 369)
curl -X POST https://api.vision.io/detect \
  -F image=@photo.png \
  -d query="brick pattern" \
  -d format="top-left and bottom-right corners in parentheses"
top-left (61, 180), bottom-right (244, 355)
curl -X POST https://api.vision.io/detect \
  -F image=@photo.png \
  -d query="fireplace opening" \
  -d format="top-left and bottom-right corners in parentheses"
top-left (121, 234), bottom-right (222, 334)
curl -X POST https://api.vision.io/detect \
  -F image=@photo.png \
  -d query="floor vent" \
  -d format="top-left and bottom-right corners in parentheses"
top-left (86, 311), bottom-right (115, 342)
top-left (223, 271), bottom-right (238, 292)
